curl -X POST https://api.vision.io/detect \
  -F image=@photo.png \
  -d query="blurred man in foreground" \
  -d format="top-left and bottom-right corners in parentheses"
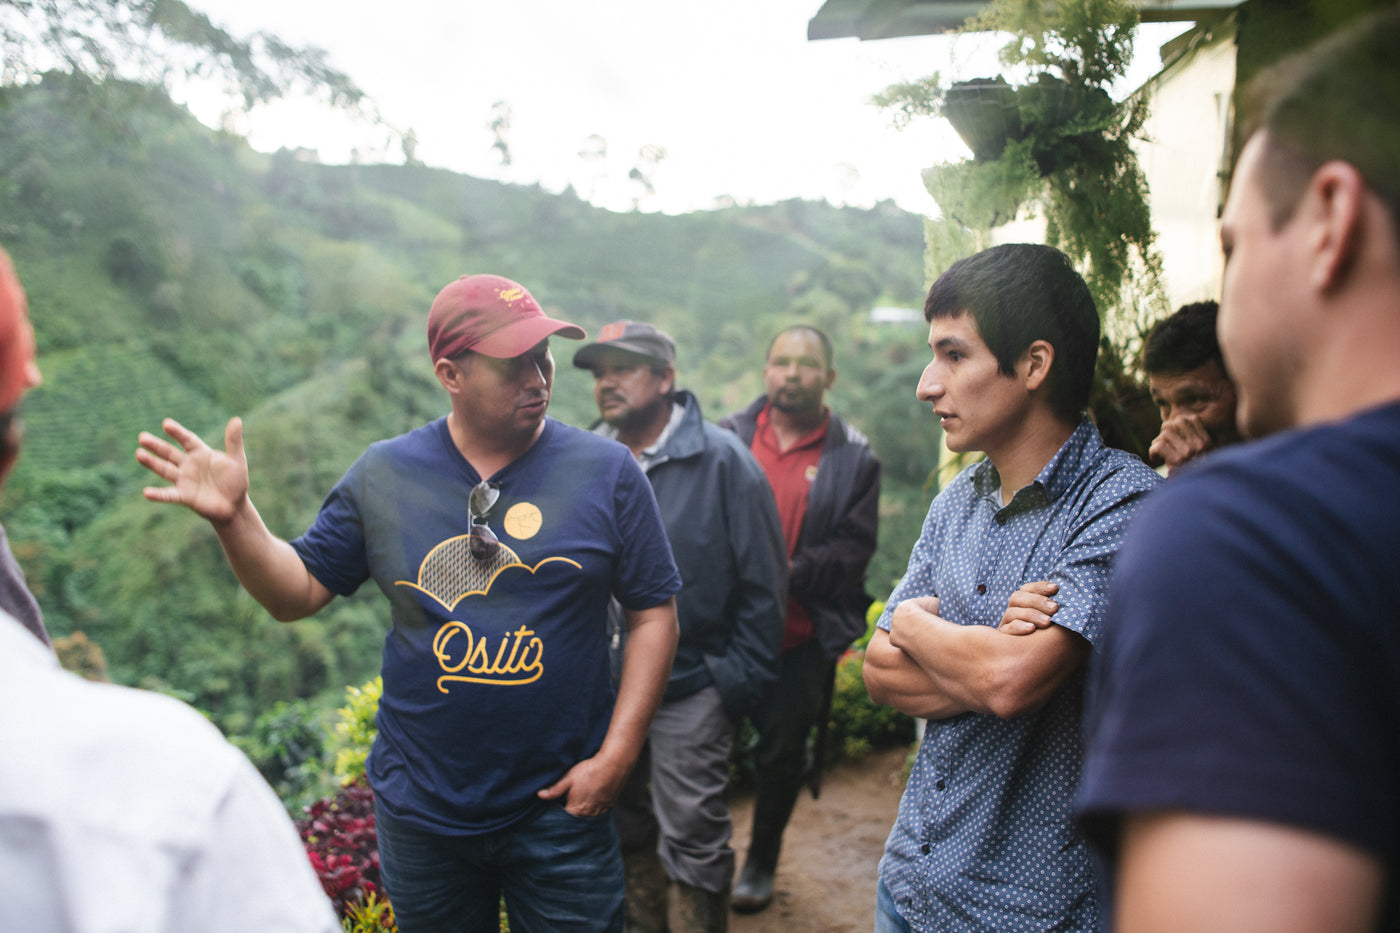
top-left (1078, 11), bottom-right (1400, 930)
top-left (0, 245), bottom-right (339, 931)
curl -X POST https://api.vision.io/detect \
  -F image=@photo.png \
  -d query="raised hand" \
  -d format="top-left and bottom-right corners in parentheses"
top-left (1149, 413), bottom-right (1214, 474)
top-left (136, 417), bottom-right (250, 524)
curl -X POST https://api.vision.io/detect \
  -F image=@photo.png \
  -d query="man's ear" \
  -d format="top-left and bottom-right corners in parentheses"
top-left (1306, 160), bottom-right (1366, 293)
top-left (434, 357), bottom-right (464, 395)
top-left (1023, 339), bottom-right (1055, 392)
top-left (825, 367), bottom-right (838, 391)
top-left (660, 366), bottom-right (676, 395)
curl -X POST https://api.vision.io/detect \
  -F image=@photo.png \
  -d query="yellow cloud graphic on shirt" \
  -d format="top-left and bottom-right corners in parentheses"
top-left (393, 500), bottom-right (580, 693)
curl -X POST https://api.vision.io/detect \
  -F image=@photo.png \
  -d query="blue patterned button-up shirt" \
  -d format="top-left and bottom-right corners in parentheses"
top-left (876, 419), bottom-right (1159, 932)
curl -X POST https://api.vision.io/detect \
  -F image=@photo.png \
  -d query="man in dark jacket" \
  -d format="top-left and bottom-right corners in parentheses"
top-left (575, 321), bottom-right (787, 933)
top-left (718, 325), bottom-right (881, 914)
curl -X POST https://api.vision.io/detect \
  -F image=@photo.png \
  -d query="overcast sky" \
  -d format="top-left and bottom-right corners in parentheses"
top-left (179, 0), bottom-right (1185, 216)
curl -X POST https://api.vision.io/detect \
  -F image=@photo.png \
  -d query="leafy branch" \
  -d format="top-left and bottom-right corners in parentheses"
top-left (1, 0), bottom-right (376, 127)
top-left (882, 0), bottom-right (1166, 320)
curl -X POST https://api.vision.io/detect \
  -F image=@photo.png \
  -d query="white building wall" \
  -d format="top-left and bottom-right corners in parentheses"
top-left (987, 25), bottom-right (1239, 314)
top-left (1133, 28), bottom-right (1238, 308)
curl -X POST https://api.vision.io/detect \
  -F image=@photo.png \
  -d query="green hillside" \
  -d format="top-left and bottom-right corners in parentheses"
top-left (0, 76), bottom-right (942, 731)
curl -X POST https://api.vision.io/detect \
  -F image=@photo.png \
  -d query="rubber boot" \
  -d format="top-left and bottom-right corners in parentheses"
top-left (671, 881), bottom-right (729, 933)
top-left (731, 780), bottom-right (801, 913)
top-left (623, 846), bottom-right (670, 933)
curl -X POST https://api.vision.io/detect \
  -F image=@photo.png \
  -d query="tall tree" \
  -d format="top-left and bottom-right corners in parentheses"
top-left (0, 0), bottom-right (367, 118)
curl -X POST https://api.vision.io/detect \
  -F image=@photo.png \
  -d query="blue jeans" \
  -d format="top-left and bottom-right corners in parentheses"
top-left (375, 799), bottom-right (624, 932)
top-left (875, 878), bottom-right (913, 933)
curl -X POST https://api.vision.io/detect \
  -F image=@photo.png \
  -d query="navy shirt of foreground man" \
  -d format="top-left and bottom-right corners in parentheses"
top-left (1078, 11), bottom-right (1400, 932)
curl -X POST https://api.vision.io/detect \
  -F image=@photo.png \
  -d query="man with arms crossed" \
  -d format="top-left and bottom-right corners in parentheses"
top-left (575, 321), bottom-right (786, 932)
top-left (137, 274), bottom-right (681, 933)
top-left (719, 324), bottom-right (881, 914)
top-left (863, 244), bottom-right (1159, 932)
top-left (1142, 300), bottom-right (1241, 474)
top-left (1077, 12), bottom-right (1400, 931)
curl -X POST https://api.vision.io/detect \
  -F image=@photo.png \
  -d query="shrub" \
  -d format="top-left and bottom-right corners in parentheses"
top-left (233, 697), bottom-right (332, 812)
top-left (828, 647), bottom-right (916, 760)
top-left (341, 891), bottom-right (396, 933)
top-left (331, 676), bottom-right (381, 784)
top-left (297, 777), bottom-right (383, 919)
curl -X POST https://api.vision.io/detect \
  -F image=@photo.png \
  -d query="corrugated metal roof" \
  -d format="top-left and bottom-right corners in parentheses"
top-left (807, 0), bottom-right (1247, 41)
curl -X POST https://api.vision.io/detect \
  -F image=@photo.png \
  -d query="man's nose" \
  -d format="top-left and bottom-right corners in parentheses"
top-left (916, 364), bottom-right (943, 401)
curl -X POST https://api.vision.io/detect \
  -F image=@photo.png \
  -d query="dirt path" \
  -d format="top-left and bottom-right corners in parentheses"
top-left (726, 745), bottom-right (910, 933)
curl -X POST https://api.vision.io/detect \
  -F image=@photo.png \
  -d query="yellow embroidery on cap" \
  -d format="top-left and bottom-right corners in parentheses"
top-left (499, 287), bottom-right (525, 303)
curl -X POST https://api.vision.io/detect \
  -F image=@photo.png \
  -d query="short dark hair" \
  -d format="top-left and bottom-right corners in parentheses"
top-left (765, 324), bottom-right (834, 370)
top-left (1238, 8), bottom-right (1400, 232)
top-left (1143, 301), bottom-right (1227, 377)
top-left (924, 243), bottom-right (1099, 422)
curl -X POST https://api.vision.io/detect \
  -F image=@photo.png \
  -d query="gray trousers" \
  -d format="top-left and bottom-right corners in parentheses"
top-left (614, 685), bottom-right (736, 893)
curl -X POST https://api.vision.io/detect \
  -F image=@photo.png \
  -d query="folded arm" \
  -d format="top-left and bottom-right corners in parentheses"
top-left (865, 594), bottom-right (1088, 720)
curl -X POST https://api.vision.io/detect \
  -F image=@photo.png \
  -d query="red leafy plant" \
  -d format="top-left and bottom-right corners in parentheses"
top-left (297, 776), bottom-right (387, 920)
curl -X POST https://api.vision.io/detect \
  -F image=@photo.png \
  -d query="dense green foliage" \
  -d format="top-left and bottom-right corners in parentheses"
top-left (0, 78), bottom-right (941, 736)
top-left (876, 0), bottom-right (1166, 322)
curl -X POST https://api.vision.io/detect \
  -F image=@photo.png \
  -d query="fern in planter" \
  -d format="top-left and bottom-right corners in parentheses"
top-left (876, 0), bottom-right (1166, 322)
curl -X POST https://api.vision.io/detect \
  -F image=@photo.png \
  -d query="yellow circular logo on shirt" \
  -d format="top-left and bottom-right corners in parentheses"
top-left (503, 502), bottom-right (543, 540)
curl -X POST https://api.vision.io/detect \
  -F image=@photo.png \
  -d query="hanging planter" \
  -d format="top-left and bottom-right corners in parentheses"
top-left (943, 77), bottom-right (1022, 161)
top-left (946, 73), bottom-right (1117, 177)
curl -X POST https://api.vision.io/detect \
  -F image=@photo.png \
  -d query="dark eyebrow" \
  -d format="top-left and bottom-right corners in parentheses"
top-left (932, 336), bottom-right (970, 353)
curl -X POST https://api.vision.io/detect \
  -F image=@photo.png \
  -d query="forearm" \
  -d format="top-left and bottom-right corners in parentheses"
top-left (213, 499), bottom-right (332, 622)
top-left (862, 628), bottom-right (971, 720)
top-left (600, 598), bottom-right (679, 772)
top-left (889, 602), bottom-right (1087, 719)
top-left (1117, 813), bottom-right (1383, 933)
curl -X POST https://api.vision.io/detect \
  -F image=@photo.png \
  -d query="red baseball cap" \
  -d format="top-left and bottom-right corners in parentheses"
top-left (427, 274), bottom-right (585, 362)
top-left (0, 247), bottom-right (38, 414)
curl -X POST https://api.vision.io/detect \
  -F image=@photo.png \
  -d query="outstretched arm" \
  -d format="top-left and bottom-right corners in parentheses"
top-left (137, 417), bottom-right (333, 622)
top-left (1115, 813), bottom-right (1382, 933)
top-left (538, 597), bottom-right (678, 816)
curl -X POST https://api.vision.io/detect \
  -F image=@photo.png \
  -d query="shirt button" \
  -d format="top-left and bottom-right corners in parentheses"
top-left (935, 780), bottom-right (946, 790)
top-left (976, 584), bottom-right (987, 595)
top-left (920, 843), bottom-right (931, 855)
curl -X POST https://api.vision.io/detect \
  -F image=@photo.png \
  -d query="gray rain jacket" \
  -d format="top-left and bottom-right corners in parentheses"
top-left (601, 390), bottom-right (788, 719)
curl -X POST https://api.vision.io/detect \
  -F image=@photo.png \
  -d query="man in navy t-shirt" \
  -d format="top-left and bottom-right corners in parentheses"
top-left (1077, 11), bottom-right (1400, 931)
top-left (138, 274), bottom-right (681, 932)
